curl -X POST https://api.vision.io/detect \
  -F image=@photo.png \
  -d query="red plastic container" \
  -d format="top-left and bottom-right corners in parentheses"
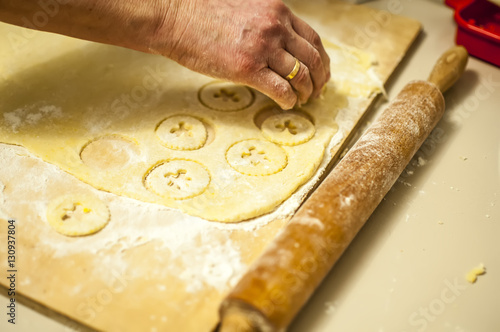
top-left (446, 0), bottom-right (500, 67)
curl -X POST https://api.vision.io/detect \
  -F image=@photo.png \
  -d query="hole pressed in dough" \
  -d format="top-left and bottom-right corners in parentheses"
top-left (199, 81), bottom-right (255, 111)
top-left (61, 203), bottom-right (91, 221)
top-left (80, 135), bottom-right (140, 170)
top-left (275, 120), bottom-right (298, 135)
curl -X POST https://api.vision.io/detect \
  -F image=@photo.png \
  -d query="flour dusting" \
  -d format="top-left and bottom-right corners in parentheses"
top-left (0, 95), bottom-right (360, 294)
top-left (3, 104), bottom-right (63, 132)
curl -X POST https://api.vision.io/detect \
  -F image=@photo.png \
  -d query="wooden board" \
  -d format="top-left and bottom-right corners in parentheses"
top-left (0, 1), bottom-right (420, 331)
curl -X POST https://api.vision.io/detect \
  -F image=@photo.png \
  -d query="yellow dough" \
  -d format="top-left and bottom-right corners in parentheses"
top-left (226, 139), bottom-right (288, 176)
top-left (466, 263), bottom-right (486, 283)
top-left (322, 39), bottom-right (383, 98)
top-left (80, 135), bottom-right (140, 170)
top-left (261, 112), bottom-right (315, 146)
top-left (0, 24), bottom-right (380, 222)
top-left (199, 81), bottom-right (255, 111)
top-left (144, 159), bottom-right (211, 199)
top-left (46, 194), bottom-right (110, 236)
top-left (156, 115), bottom-right (207, 150)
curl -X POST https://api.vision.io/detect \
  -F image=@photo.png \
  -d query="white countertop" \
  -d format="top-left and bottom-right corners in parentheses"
top-left (1, 1), bottom-right (499, 331)
top-left (290, 1), bottom-right (500, 331)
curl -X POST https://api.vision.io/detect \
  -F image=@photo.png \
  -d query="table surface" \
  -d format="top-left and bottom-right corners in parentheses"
top-left (1, 1), bottom-right (499, 332)
top-left (290, 1), bottom-right (500, 332)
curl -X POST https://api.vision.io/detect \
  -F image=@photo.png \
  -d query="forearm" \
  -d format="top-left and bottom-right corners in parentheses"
top-left (0, 0), bottom-right (177, 54)
top-left (0, 0), bottom-right (330, 109)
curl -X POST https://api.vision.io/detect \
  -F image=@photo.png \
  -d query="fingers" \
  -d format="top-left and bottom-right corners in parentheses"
top-left (290, 15), bottom-right (331, 96)
top-left (284, 32), bottom-right (326, 99)
top-left (249, 68), bottom-right (297, 110)
top-left (266, 14), bottom-right (330, 106)
top-left (247, 15), bottom-right (330, 109)
top-left (268, 50), bottom-right (313, 105)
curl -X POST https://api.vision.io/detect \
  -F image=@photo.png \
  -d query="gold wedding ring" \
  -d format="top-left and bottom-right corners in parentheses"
top-left (285, 58), bottom-right (300, 81)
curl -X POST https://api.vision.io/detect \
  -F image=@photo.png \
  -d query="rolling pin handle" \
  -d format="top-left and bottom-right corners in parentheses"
top-left (218, 312), bottom-right (254, 332)
top-left (427, 46), bottom-right (468, 93)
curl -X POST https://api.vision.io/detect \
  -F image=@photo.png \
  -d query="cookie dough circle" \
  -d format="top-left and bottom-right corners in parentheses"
top-left (261, 113), bottom-right (315, 146)
top-left (226, 139), bottom-right (287, 176)
top-left (199, 82), bottom-right (254, 111)
top-left (80, 136), bottom-right (139, 170)
top-left (47, 194), bottom-right (110, 236)
top-left (156, 115), bottom-right (207, 150)
top-left (144, 160), bottom-right (210, 200)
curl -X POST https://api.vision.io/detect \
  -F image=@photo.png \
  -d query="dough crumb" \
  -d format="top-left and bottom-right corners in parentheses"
top-left (324, 301), bottom-right (337, 316)
top-left (417, 156), bottom-right (427, 166)
top-left (466, 263), bottom-right (486, 283)
top-left (437, 220), bottom-right (444, 225)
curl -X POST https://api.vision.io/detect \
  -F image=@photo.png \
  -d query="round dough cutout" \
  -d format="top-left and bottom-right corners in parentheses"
top-left (261, 113), bottom-right (315, 146)
top-left (144, 160), bottom-right (210, 200)
top-left (47, 194), bottom-right (110, 236)
top-left (156, 115), bottom-right (207, 150)
top-left (226, 139), bottom-right (287, 176)
top-left (199, 82), bottom-right (254, 111)
top-left (81, 136), bottom-right (139, 170)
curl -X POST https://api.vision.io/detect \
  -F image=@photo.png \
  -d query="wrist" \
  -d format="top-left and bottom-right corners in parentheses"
top-left (100, 0), bottom-right (182, 55)
top-left (145, 0), bottom-right (186, 57)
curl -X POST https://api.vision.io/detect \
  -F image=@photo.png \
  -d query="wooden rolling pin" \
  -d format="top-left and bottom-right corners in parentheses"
top-left (218, 46), bottom-right (468, 332)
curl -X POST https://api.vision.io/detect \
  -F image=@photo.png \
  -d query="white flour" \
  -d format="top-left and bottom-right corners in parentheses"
top-left (3, 104), bottom-right (63, 132)
top-left (0, 92), bottom-right (371, 294)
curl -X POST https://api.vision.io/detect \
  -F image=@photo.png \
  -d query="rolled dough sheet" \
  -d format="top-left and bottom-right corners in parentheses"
top-left (0, 24), bottom-right (381, 223)
top-left (0, 1), bottom-right (421, 330)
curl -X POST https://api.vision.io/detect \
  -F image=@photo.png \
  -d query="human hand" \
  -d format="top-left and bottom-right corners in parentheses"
top-left (152, 0), bottom-right (331, 109)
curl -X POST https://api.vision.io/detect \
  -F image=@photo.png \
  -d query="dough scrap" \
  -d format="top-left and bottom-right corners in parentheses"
top-left (261, 113), bottom-right (315, 146)
top-left (465, 263), bottom-right (486, 283)
top-left (226, 139), bottom-right (287, 176)
top-left (199, 81), bottom-right (254, 111)
top-left (156, 115), bottom-right (207, 150)
top-left (46, 194), bottom-right (110, 236)
top-left (321, 39), bottom-right (383, 98)
top-left (144, 160), bottom-right (210, 200)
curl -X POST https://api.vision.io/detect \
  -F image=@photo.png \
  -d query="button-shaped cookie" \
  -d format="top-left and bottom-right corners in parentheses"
top-left (226, 139), bottom-right (287, 176)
